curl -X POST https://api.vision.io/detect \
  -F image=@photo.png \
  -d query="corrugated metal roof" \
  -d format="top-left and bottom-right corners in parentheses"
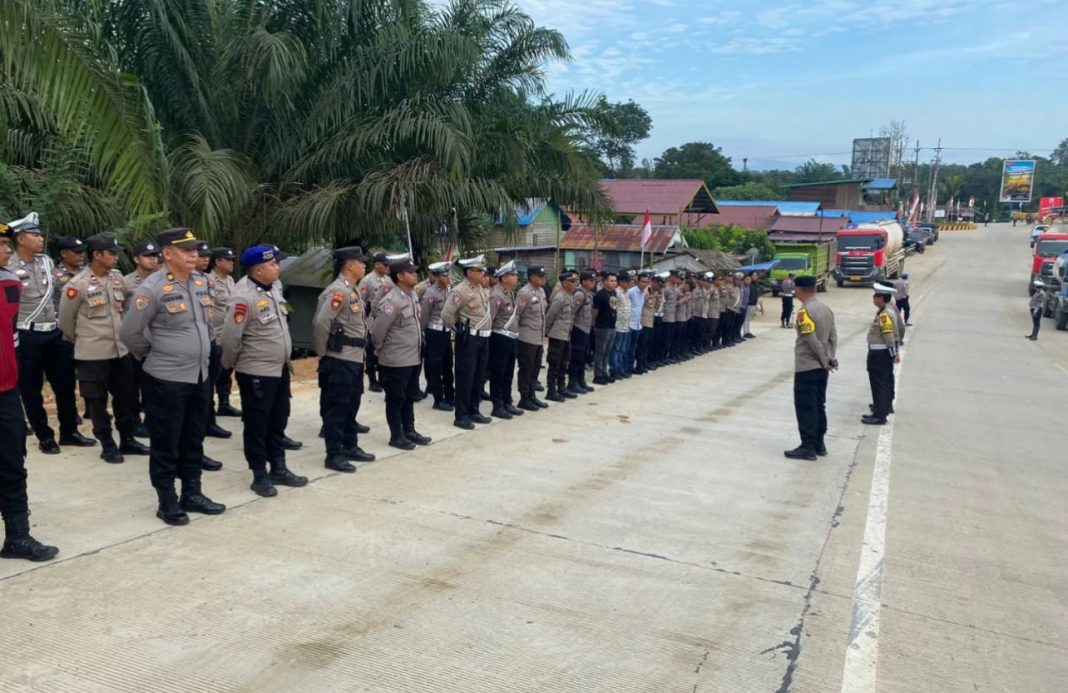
top-left (656, 248), bottom-right (739, 271)
top-left (826, 210), bottom-right (897, 224)
top-left (769, 216), bottom-right (845, 234)
top-left (780, 178), bottom-right (871, 188)
top-left (863, 178), bottom-right (897, 190)
top-left (703, 205), bottom-right (780, 231)
top-left (713, 200), bottom-right (822, 216)
top-left (600, 179), bottom-right (718, 215)
top-left (493, 245), bottom-right (557, 253)
top-left (559, 224), bottom-right (684, 254)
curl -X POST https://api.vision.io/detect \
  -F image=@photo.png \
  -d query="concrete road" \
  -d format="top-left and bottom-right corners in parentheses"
top-left (0, 223), bottom-right (1064, 692)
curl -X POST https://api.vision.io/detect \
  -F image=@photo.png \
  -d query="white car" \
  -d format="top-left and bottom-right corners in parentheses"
top-left (1032, 224), bottom-right (1050, 246)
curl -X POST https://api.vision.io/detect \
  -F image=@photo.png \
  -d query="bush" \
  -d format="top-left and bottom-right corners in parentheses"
top-left (682, 225), bottom-right (775, 260)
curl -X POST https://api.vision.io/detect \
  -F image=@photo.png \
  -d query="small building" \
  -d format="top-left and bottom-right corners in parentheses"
top-left (583, 178), bottom-right (720, 226)
top-left (559, 224), bottom-right (686, 272)
top-left (767, 215), bottom-right (844, 243)
top-left (702, 204), bottom-right (780, 231)
top-left (715, 200), bottom-right (823, 216)
top-left (782, 178), bottom-right (897, 210)
top-left (650, 248), bottom-right (739, 274)
top-left (487, 200), bottom-right (569, 277)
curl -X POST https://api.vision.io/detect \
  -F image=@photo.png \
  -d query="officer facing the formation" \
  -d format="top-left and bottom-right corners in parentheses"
top-left (122, 241), bottom-right (161, 298)
top-left (779, 273), bottom-right (796, 328)
top-left (421, 262), bottom-right (455, 411)
top-left (441, 255), bottom-right (492, 429)
top-left (208, 247), bottom-right (241, 417)
top-left (58, 234), bottom-right (149, 464)
top-left (785, 275), bottom-right (838, 461)
top-left (51, 236), bottom-right (86, 310)
top-left (312, 246), bottom-right (376, 472)
top-left (893, 272), bottom-right (912, 326)
top-left (487, 261), bottom-right (523, 419)
top-left (0, 222), bottom-right (58, 562)
top-left (567, 270), bottom-right (597, 394)
top-left (514, 265), bottom-right (549, 410)
top-left (119, 228), bottom-right (226, 525)
top-left (6, 212), bottom-right (94, 454)
top-left (221, 245), bottom-right (307, 498)
top-left (358, 251), bottom-right (396, 392)
top-left (1028, 284), bottom-right (1045, 341)
top-left (372, 258), bottom-right (432, 450)
top-left (863, 283), bottom-right (900, 426)
top-left (545, 270), bottom-right (578, 402)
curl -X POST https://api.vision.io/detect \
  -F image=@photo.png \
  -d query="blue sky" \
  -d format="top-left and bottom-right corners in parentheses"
top-left (518, 0), bottom-right (1068, 170)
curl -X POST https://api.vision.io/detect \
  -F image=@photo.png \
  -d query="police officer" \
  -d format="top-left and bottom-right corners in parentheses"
top-left (863, 283), bottom-right (900, 426)
top-left (122, 241), bottom-right (161, 298)
top-left (372, 258), bottom-right (431, 450)
top-left (893, 272), bottom-right (912, 325)
top-left (441, 255), bottom-right (492, 429)
top-left (358, 251), bottom-right (395, 392)
top-left (196, 242), bottom-right (232, 443)
top-left (545, 270), bottom-right (577, 402)
top-left (120, 228), bottom-right (225, 525)
top-left (421, 261), bottom-right (455, 411)
top-left (567, 270), bottom-right (597, 394)
top-left (59, 234), bottom-right (150, 464)
top-left (52, 236), bottom-right (86, 310)
top-left (780, 273), bottom-right (796, 328)
top-left (312, 246), bottom-right (376, 471)
top-left (6, 212), bottom-right (94, 454)
top-left (650, 273), bottom-right (667, 366)
top-left (661, 270), bottom-right (679, 362)
top-left (635, 271), bottom-right (656, 372)
top-left (221, 245), bottom-right (307, 498)
top-left (708, 274), bottom-right (724, 349)
top-left (208, 247), bottom-right (240, 417)
top-left (487, 261), bottom-right (523, 419)
top-left (514, 265), bottom-right (548, 410)
top-left (784, 275), bottom-right (838, 461)
top-left (0, 221), bottom-right (58, 561)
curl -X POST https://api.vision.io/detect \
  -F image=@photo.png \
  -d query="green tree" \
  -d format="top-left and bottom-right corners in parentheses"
top-left (1051, 139), bottom-right (1068, 168)
top-left (712, 181), bottom-right (782, 201)
top-left (682, 225), bottom-right (774, 260)
top-left (793, 159), bottom-right (840, 183)
top-left (583, 97), bottom-right (651, 177)
top-left (653, 142), bottom-right (738, 189)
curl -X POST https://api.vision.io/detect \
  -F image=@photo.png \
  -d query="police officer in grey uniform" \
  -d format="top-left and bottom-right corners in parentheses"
top-left (6, 212), bottom-right (94, 453)
top-left (545, 270), bottom-right (577, 402)
top-left (514, 265), bottom-right (548, 411)
top-left (59, 234), bottom-right (150, 464)
top-left (221, 245), bottom-right (307, 498)
top-left (122, 241), bottom-right (160, 298)
top-left (373, 258), bottom-right (431, 450)
top-left (358, 251), bottom-right (395, 392)
top-left (661, 271), bottom-right (679, 362)
top-left (486, 261), bottom-right (523, 419)
top-left (208, 247), bottom-right (240, 417)
top-left (421, 261), bottom-right (455, 411)
top-left (441, 255), bottom-right (492, 429)
top-left (196, 242), bottom-right (232, 443)
top-left (312, 246), bottom-right (376, 471)
top-left (567, 270), bottom-right (597, 394)
top-left (119, 227), bottom-right (226, 525)
top-left (52, 235), bottom-right (86, 311)
top-left (864, 283), bottom-right (900, 426)
top-left (784, 275), bottom-right (838, 461)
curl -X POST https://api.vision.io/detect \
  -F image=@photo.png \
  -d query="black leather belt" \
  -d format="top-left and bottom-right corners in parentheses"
top-left (341, 336), bottom-right (367, 348)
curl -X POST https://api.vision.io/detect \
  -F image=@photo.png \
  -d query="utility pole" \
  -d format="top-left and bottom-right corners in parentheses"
top-left (926, 138), bottom-right (943, 222)
top-left (912, 140), bottom-right (920, 192)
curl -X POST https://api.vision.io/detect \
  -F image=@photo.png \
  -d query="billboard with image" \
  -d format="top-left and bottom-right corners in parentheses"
top-left (999, 160), bottom-right (1036, 203)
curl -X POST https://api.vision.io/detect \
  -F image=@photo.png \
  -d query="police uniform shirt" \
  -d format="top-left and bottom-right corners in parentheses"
top-left (893, 278), bottom-right (909, 298)
top-left (420, 283), bottom-right (449, 331)
top-left (119, 269), bottom-right (212, 384)
top-left (514, 284), bottom-right (546, 345)
top-left (220, 276), bottom-right (292, 376)
top-left (780, 279), bottom-right (796, 298)
top-left (661, 284), bottom-right (678, 323)
top-left (312, 276), bottom-right (366, 362)
top-left (674, 289), bottom-right (688, 323)
top-left (372, 287), bottom-right (421, 367)
top-left (358, 271), bottom-right (394, 316)
top-left (868, 306), bottom-right (899, 356)
top-left (653, 287), bottom-right (665, 318)
top-left (53, 263), bottom-right (80, 311)
top-left (545, 290), bottom-right (574, 340)
top-left (886, 300), bottom-right (906, 342)
top-left (726, 284), bottom-right (742, 312)
top-left (441, 279), bottom-right (491, 332)
top-left (794, 298), bottom-right (838, 372)
top-left (208, 270), bottom-right (236, 343)
top-left (122, 270), bottom-right (153, 299)
top-left (59, 267), bottom-right (128, 361)
top-left (708, 287), bottom-right (722, 319)
top-left (572, 288), bottom-right (592, 333)
top-left (640, 288), bottom-right (656, 328)
top-left (7, 252), bottom-right (57, 327)
top-left (490, 283), bottom-right (519, 333)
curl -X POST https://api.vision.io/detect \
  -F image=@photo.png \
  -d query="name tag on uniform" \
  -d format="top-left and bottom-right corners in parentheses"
top-left (165, 301), bottom-right (189, 314)
top-left (258, 311), bottom-right (277, 323)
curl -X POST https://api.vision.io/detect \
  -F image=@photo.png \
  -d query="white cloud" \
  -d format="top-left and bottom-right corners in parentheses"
top-left (710, 36), bottom-right (800, 55)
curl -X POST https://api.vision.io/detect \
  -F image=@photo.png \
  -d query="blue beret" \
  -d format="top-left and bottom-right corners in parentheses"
top-left (241, 245), bottom-right (284, 267)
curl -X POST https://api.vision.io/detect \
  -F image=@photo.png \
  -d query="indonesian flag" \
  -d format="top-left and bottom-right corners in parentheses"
top-left (640, 209), bottom-right (652, 249)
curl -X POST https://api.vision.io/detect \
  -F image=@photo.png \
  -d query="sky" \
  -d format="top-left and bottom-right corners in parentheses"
top-left (517, 0), bottom-right (1068, 171)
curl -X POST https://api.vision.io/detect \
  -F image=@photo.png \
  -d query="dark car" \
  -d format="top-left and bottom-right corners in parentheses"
top-left (916, 222), bottom-right (938, 244)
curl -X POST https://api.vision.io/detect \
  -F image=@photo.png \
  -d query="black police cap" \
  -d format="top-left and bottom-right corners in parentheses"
top-left (795, 275), bottom-right (817, 288)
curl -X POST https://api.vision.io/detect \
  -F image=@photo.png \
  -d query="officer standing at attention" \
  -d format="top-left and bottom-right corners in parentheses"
top-left (197, 243), bottom-right (232, 444)
top-left (784, 275), bottom-right (838, 461)
top-left (1028, 284), bottom-right (1045, 341)
top-left (6, 212), bottom-right (95, 454)
top-left (514, 265), bottom-right (549, 411)
top-left (566, 270), bottom-right (597, 395)
top-left (51, 236), bottom-right (86, 309)
top-left (487, 261), bottom-right (523, 419)
top-left (221, 245), bottom-right (307, 498)
top-left (312, 246), bottom-right (376, 472)
top-left (863, 283), bottom-right (900, 426)
top-left (373, 258), bottom-right (432, 450)
top-left (893, 272), bottom-right (912, 325)
top-left (779, 273), bottom-right (796, 328)
top-left (421, 262), bottom-right (455, 411)
top-left (545, 270), bottom-right (577, 402)
top-left (119, 228), bottom-right (226, 525)
top-left (208, 247), bottom-right (241, 417)
top-left (122, 241), bottom-right (160, 298)
top-left (358, 251), bottom-right (395, 392)
top-left (59, 234), bottom-right (150, 464)
top-left (0, 222), bottom-right (59, 561)
top-left (661, 270), bottom-right (678, 362)
top-left (441, 255), bottom-right (493, 429)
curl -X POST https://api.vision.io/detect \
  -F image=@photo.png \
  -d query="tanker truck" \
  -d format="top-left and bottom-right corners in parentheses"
top-left (833, 221), bottom-right (906, 287)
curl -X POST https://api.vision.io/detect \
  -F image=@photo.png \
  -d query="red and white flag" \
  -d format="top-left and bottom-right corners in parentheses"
top-left (640, 209), bottom-right (652, 249)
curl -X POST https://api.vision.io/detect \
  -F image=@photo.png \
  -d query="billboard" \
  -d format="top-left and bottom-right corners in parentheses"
top-left (851, 138), bottom-right (892, 179)
top-left (999, 159), bottom-right (1036, 203)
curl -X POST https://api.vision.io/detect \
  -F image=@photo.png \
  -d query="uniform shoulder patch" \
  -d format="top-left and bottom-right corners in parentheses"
top-left (233, 302), bottom-right (248, 323)
top-left (879, 312), bottom-right (894, 333)
top-left (330, 291), bottom-right (344, 311)
top-left (451, 293), bottom-right (461, 303)
top-left (65, 286), bottom-right (78, 299)
top-left (135, 294), bottom-right (150, 310)
top-left (797, 308), bottom-right (816, 335)
top-left (383, 303), bottom-right (395, 316)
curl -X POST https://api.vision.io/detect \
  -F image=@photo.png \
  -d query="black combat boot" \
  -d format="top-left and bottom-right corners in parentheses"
top-left (250, 470), bottom-right (277, 497)
top-left (559, 377), bottom-right (577, 399)
top-left (404, 429), bottom-right (432, 445)
top-left (1, 513), bottom-right (59, 562)
top-left (491, 404), bottom-right (513, 420)
top-left (217, 398), bottom-right (242, 417)
top-left (325, 455), bottom-right (356, 473)
top-left (155, 487), bottom-right (190, 525)
top-left (344, 446), bottom-right (376, 462)
top-left (205, 422), bottom-right (232, 439)
top-left (269, 461), bottom-right (308, 487)
top-left (119, 437), bottom-right (150, 455)
top-left (100, 436), bottom-right (124, 464)
top-left (179, 482), bottom-right (226, 515)
top-left (504, 402), bottom-right (524, 416)
top-left (546, 381), bottom-right (566, 403)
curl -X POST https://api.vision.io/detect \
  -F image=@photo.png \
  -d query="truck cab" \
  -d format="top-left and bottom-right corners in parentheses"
top-left (1029, 232), bottom-right (1068, 295)
top-left (833, 223), bottom-right (905, 287)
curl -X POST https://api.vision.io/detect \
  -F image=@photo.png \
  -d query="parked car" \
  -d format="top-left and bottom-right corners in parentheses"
top-left (902, 225), bottom-right (926, 254)
top-left (916, 222), bottom-right (938, 244)
top-left (1031, 224), bottom-right (1050, 247)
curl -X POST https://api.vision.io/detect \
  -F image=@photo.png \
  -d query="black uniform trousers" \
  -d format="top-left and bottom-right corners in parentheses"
top-left (0, 389), bottom-right (28, 520)
top-left (517, 341), bottom-right (543, 399)
top-left (781, 296), bottom-right (794, 325)
top-left (75, 356), bottom-right (138, 445)
top-left (130, 355), bottom-right (146, 422)
top-left (207, 342), bottom-right (223, 428)
top-left (708, 317), bottom-right (720, 347)
top-left (215, 364), bottom-right (234, 402)
top-left (636, 326), bottom-right (653, 370)
top-left (488, 333), bottom-right (518, 406)
top-left (16, 328), bottom-right (78, 441)
top-left (364, 342), bottom-right (380, 384)
top-left (867, 350), bottom-right (894, 419)
top-left (454, 333), bottom-right (490, 419)
top-left (143, 373), bottom-right (208, 491)
top-left (546, 337), bottom-right (570, 387)
top-left (568, 327), bottom-right (589, 382)
top-left (424, 328), bottom-right (454, 404)
top-left (319, 356), bottom-right (364, 458)
top-left (652, 317), bottom-right (665, 362)
top-left (379, 364), bottom-right (420, 439)
top-left (662, 320), bottom-right (676, 359)
top-left (895, 297), bottom-right (911, 324)
top-left (793, 367), bottom-right (828, 452)
top-left (236, 368), bottom-right (291, 472)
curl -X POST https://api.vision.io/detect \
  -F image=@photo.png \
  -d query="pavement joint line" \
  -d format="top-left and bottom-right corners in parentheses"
top-left (876, 602), bottom-right (1068, 652)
